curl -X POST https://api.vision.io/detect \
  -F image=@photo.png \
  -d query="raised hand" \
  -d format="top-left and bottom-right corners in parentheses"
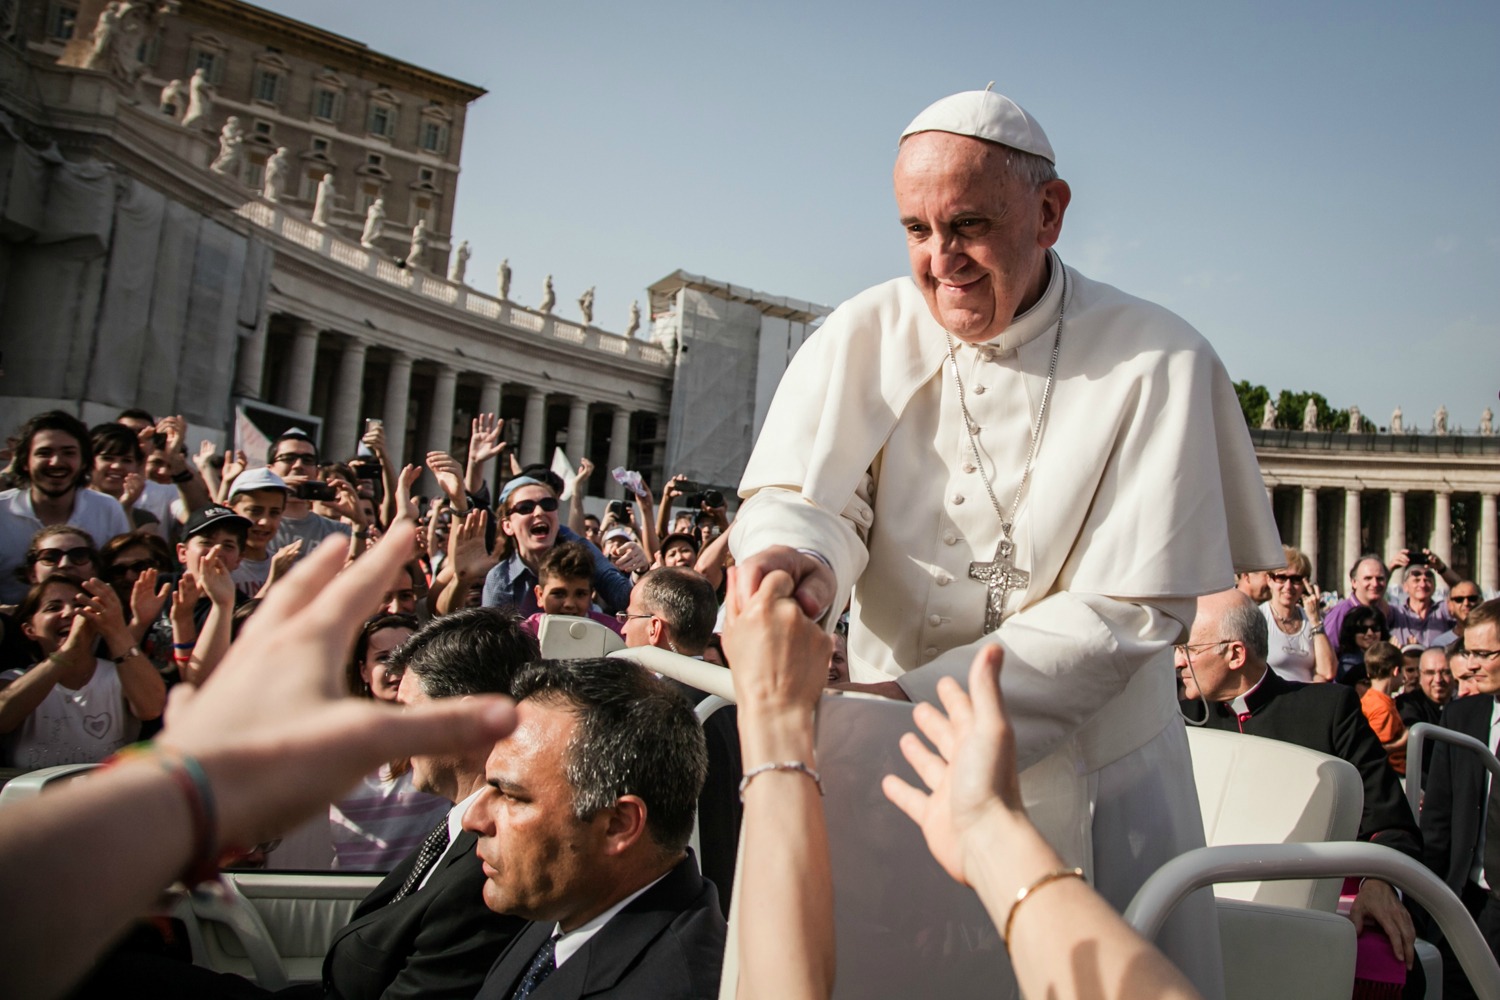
top-left (198, 545), bottom-right (236, 608)
top-left (171, 572), bottom-right (202, 625)
top-left (194, 438), bottom-right (218, 473)
top-left (360, 421), bottom-right (389, 460)
top-left (129, 568), bottom-right (171, 628)
top-left (723, 567), bottom-right (833, 716)
top-left (220, 449), bottom-right (248, 486)
top-left (425, 451), bottom-right (467, 507)
top-left (448, 509), bottom-right (498, 582)
top-left (266, 539), bottom-right (304, 586)
top-left (393, 464), bottom-right (422, 523)
top-left (120, 472), bottom-right (147, 511)
top-left (468, 413), bottom-right (507, 465)
top-left (78, 579), bottom-right (133, 650)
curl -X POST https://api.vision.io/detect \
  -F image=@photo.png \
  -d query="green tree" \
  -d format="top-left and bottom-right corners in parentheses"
top-left (1274, 389), bottom-right (1336, 431)
top-left (1234, 380), bottom-right (1270, 429)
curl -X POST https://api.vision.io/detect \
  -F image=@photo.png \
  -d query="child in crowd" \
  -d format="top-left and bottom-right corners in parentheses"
top-left (226, 468), bottom-right (300, 600)
top-left (523, 542), bottom-right (622, 637)
top-left (1361, 641), bottom-right (1408, 776)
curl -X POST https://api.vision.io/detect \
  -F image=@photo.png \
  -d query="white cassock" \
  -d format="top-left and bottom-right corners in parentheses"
top-left (731, 252), bottom-right (1284, 999)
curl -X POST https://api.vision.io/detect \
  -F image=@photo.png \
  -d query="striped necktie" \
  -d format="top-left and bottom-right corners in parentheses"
top-left (511, 935), bottom-right (557, 1000)
top-left (391, 820), bottom-right (449, 903)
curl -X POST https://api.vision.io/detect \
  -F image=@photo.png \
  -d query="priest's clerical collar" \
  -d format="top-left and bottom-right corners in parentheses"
top-left (953, 249), bottom-right (1064, 359)
top-left (1227, 665), bottom-right (1272, 717)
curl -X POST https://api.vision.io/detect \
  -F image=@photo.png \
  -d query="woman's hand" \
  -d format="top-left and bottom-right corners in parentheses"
top-left (129, 568), bottom-right (171, 629)
top-left (78, 579), bottom-right (135, 652)
top-left (723, 567), bottom-right (832, 719)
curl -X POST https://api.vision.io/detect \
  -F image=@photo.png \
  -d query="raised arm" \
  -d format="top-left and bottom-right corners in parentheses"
top-left (567, 457), bottom-right (595, 536)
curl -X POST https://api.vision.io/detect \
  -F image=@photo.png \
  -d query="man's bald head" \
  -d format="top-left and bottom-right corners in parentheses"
top-left (1418, 647), bottom-right (1454, 705)
top-left (1194, 588), bottom-right (1269, 661)
top-left (1176, 589), bottom-right (1269, 702)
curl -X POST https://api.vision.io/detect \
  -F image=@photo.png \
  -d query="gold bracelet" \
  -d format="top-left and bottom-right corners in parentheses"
top-left (1002, 866), bottom-right (1085, 946)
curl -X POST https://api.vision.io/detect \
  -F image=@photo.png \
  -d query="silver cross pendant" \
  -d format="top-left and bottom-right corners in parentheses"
top-left (969, 536), bottom-right (1029, 633)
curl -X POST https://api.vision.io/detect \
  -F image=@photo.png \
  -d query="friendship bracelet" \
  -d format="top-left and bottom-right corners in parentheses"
top-left (738, 760), bottom-right (823, 801)
top-left (103, 743), bottom-right (222, 885)
top-left (172, 642), bottom-right (195, 650)
top-left (1002, 867), bottom-right (1086, 947)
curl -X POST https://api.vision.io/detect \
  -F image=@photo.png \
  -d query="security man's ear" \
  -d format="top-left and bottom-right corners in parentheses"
top-left (598, 795), bottom-right (649, 857)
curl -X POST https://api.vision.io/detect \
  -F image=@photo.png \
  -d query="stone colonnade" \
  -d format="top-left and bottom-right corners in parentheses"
top-left (235, 312), bottom-right (656, 499)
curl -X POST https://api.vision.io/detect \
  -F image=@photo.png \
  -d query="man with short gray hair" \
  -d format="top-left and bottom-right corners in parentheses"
top-left (618, 566), bottom-right (718, 657)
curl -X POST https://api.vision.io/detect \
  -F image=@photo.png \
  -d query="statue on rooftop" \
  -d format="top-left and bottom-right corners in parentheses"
top-left (408, 219), bottom-right (429, 268)
top-left (262, 146), bottom-right (290, 202)
top-left (1434, 405), bottom-right (1449, 436)
top-left (1302, 398), bottom-right (1318, 433)
top-left (539, 275), bottom-right (555, 314)
top-left (1259, 398), bottom-right (1276, 430)
top-left (1391, 406), bottom-right (1404, 434)
top-left (1482, 407), bottom-right (1494, 436)
top-left (449, 240), bottom-right (470, 283)
top-left (360, 198), bottom-right (385, 248)
top-left (626, 300), bottom-right (641, 339)
top-left (159, 78), bottom-right (185, 121)
top-left (578, 287), bottom-right (595, 325)
top-left (497, 259), bottom-right (512, 300)
top-left (85, 2), bottom-right (123, 73)
top-left (1347, 404), bottom-right (1362, 434)
top-left (209, 116), bottom-right (245, 177)
top-left (312, 174), bottom-right (335, 227)
top-left (182, 68), bottom-right (212, 130)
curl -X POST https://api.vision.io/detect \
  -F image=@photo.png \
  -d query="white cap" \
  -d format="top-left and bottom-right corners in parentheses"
top-left (900, 87), bottom-right (1055, 164)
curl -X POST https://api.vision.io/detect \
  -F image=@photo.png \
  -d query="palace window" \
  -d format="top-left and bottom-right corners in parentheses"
top-left (46, 1), bottom-right (77, 40)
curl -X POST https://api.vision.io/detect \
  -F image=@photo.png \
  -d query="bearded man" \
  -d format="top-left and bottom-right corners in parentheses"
top-left (730, 88), bottom-right (1282, 997)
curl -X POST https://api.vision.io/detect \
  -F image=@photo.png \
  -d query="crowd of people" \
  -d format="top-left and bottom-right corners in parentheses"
top-left (3, 83), bottom-right (1499, 1000)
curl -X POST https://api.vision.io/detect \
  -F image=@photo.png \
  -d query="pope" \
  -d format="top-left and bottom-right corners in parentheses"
top-left (730, 88), bottom-right (1284, 997)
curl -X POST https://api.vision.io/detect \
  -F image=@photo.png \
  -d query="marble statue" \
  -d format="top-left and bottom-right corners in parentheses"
top-left (578, 286), bottom-right (595, 325)
top-left (539, 274), bottom-right (555, 314)
top-left (262, 146), bottom-right (290, 202)
top-left (1435, 405), bottom-right (1449, 436)
top-left (1347, 404), bottom-right (1362, 434)
top-left (159, 78), bottom-right (185, 120)
top-left (1259, 398), bottom-right (1276, 430)
top-left (1391, 406), bottom-right (1404, 434)
top-left (209, 116), bottom-right (245, 176)
top-left (407, 219), bottom-right (429, 267)
top-left (626, 300), bottom-right (641, 339)
top-left (312, 174), bottom-right (335, 227)
top-left (449, 240), bottom-right (470, 283)
top-left (1482, 407), bottom-right (1494, 436)
top-left (85, 2), bottom-right (122, 73)
top-left (497, 259), bottom-right (512, 300)
top-left (182, 68), bottom-right (212, 129)
top-left (1302, 398), bottom-right (1318, 433)
top-left (360, 198), bottom-right (385, 248)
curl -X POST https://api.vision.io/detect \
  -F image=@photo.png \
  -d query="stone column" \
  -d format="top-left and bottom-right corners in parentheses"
top-left (382, 351), bottom-right (413, 469)
top-left (1299, 486), bottom-right (1319, 575)
top-left (1386, 490), bottom-right (1406, 562)
top-left (607, 406), bottom-right (632, 500)
top-left (284, 318), bottom-right (320, 415)
top-left (566, 398), bottom-right (590, 466)
top-left (520, 389), bottom-right (547, 467)
top-left (1342, 488), bottom-right (1362, 575)
top-left (1431, 491), bottom-right (1452, 565)
top-left (476, 375), bottom-right (503, 491)
top-left (325, 336), bottom-right (367, 460)
top-left (1479, 492), bottom-right (1498, 595)
top-left (234, 311), bottom-right (271, 398)
top-left (426, 364), bottom-right (458, 460)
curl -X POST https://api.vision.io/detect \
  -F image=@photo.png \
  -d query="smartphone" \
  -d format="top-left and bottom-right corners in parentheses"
top-left (295, 480), bottom-right (338, 502)
top-left (608, 500), bottom-right (630, 520)
top-left (366, 418), bottom-right (382, 432)
top-left (1408, 550), bottom-right (1428, 566)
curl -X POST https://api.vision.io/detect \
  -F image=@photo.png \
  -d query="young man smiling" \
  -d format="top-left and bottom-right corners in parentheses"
top-left (0, 412), bottom-right (130, 603)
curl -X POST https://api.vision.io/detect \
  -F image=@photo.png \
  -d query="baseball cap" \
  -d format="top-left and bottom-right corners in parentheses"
top-left (228, 467), bottom-right (290, 497)
top-left (183, 504), bottom-right (252, 540)
top-left (901, 85), bottom-right (1055, 163)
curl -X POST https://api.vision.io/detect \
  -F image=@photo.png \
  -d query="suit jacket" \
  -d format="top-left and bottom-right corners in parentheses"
top-left (1188, 668), bottom-right (1422, 861)
top-left (475, 852), bottom-right (726, 1000)
top-left (1419, 694), bottom-right (1493, 895)
top-left (309, 828), bottom-right (525, 1000)
top-left (1397, 690), bottom-right (1446, 777)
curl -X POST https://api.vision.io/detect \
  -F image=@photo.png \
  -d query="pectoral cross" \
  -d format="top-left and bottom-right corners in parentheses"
top-left (969, 534), bottom-right (1028, 633)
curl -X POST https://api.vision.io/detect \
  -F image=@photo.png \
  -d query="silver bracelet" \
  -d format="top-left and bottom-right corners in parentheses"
top-left (739, 760), bottom-right (823, 801)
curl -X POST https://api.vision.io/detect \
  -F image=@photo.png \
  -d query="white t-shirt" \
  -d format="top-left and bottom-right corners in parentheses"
top-left (232, 551), bottom-right (272, 600)
top-left (1260, 602), bottom-right (1318, 684)
top-left (0, 658), bottom-right (140, 769)
top-left (134, 480), bottom-right (181, 540)
top-left (0, 488), bottom-right (132, 604)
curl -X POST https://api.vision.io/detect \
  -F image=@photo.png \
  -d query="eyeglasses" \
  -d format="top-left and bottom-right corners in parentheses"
top-left (509, 497), bottom-right (559, 515)
top-left (1269, 572), bottom-right (1305, 584)
top-left (1451, 595), bottom-right (1482, 605)
top-left (1406, 571), bottom-right (1433, 580)
top-left (110, 558), bottom-right (159, 576)
top-left (1173, 640), bottom-right (1232, 657)
top-left (272, 452), bottom-right (318, 468)
top-left (614, 612), bottom-right (654, 624)
top-left (1467, 649), bottom-right (1500, 664)
top-left (1355, 625), bottom-right (1385, 634)
top-left (31, 547), bottom-right (94, 566)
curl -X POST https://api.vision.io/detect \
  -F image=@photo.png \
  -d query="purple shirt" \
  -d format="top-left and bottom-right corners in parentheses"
top-left (1387, 599), bottom-right (1455, 648)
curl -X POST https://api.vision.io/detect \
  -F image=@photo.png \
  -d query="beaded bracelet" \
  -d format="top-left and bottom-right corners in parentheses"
top-left (103, 743), bottom-right (223, 886)
top-left (1002, 867), bottom-right (1086, 947)
top-left (738, 760), bottom-right (823, 801)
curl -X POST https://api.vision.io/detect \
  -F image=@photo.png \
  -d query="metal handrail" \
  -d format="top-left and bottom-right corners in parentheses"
top-left (1406, 722), bottom-right (1500, 818)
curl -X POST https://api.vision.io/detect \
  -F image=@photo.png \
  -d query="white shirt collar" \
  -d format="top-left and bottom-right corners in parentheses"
top-left (552, 867), bottom-right (672, 968)
top-left (416, 786), bottom-right (485, 893)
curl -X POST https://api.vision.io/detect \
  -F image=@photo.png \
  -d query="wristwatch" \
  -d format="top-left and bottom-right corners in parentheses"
top-left (112, 645), bottom-right (143, 664)
top-left (171, 468), bottom-right (194, 483)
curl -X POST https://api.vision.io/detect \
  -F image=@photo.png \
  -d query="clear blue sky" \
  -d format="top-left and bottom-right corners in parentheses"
top-left (260, 0), bottom-right (1499, 430)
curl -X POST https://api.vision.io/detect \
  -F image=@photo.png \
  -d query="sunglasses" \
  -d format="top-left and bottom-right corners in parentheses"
top-left (1356, 625), bottom-right (1385, 634)
top-left (1270, 572), bottom-right (1305, 584)
top-left (31, 547), bottom-right (94, 566)
top-left (272, 452), bottom-right (319, 467)
top-left (509, 497), bottom-right (559, 515)
top-left (110, 558), bottom-right (160, 576)
top-left (1452, 595), bottom-right (1482, 605)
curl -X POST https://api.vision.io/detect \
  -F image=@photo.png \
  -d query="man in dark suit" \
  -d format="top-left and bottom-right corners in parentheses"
top-left (464, 658), bottom-right (725, 999)
top-left (1398, 647), bottom-right (1455, 778)
top-left (1418, 598), bottom-right (1500, 999)
top-left (1178, 589), bottom-right (1422, 972)
top-left (84, 607), bottom-right (537, 999)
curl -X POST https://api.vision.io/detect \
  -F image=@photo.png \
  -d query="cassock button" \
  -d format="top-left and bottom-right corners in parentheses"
top-left (935, 574), bottom-right (951, 586)
top-left (962, 462), bottom-right (976, 474)
top-left (973, 384), bottom-right (987, 395)
top-left (978, 347), bottom-right (996, 362)
top-left (951, 494), bottom-right (965, 505)
top-left (924, 646), bottom-right (938, 658)
top-left (943, 534), bottom-right (958, 545)
top-left (927, 613), bottom-right (942, 627)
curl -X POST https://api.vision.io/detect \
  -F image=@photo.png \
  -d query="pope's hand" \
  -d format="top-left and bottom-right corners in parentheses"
top-left (732, 544), bottom-right (836, 622)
